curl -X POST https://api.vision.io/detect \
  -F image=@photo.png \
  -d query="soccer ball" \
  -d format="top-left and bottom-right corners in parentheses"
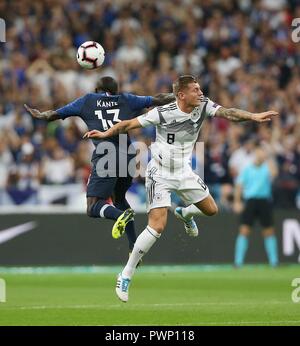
top-left (76, 41), bottom-right (105, 69)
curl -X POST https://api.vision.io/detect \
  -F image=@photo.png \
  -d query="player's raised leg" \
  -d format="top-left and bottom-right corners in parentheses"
top-left (175, 206), bottom-right (199, 237)
top-left (113, 177), bottom-right (137, 250)
top-left (86, 172), bottom-right (135, 246)
top-left (188, 194), bottom-right (219, 216)
top-left (116, 207), bottom-right (168, 302)
top-left (175, 194), bottom-right (218, 236)
top-left (87, 196), bottom-right (122, 220)
top-left (87, 196), bottom-right (134, 243)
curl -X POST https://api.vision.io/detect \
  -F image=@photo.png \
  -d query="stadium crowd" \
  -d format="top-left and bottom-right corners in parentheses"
top-left (0, 0), bottom-right (299, 209)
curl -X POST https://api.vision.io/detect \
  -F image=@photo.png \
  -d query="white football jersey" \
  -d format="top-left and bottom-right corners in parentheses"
top-left (137, 97), bottom-right (221, 171)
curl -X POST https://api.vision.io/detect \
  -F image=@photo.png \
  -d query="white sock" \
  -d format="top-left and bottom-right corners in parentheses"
top-left (122, 226), bottom-right (161, 279)
top-left (181, 204), bottom-right (203, 219)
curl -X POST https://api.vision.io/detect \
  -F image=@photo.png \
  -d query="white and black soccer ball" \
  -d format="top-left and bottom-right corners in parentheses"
top-left (76, 41), bottom-right (105, 69)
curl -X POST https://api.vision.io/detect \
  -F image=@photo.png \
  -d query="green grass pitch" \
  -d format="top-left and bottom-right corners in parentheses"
top-left (0, 265), bottom-right (299, 326)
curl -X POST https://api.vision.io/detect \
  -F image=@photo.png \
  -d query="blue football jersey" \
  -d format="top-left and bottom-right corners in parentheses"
top-left (56, 92), bottom-right (153, 159)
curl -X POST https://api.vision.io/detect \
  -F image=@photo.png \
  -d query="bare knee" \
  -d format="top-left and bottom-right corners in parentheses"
top-left (262, 227), bottom-right (275, 237)
top-left (240, 225), bottom-right (251, 236)
top-left (148, 220), bottom-right (166, 233)
top-left (210, 204), bottom-right (218, 216)
top-left (203, 204), bottom-right (218, 216)
top-left (195, 195), bottom-right (218, 216)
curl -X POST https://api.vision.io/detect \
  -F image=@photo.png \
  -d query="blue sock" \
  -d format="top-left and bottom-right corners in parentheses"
top-left (234, 234), bottom-right (248, 267)
top-left (264, 235), bottom-right (278, 267)
top-left (124, 221), bottom-right (136, 251)
top-left (90, 199), bottom-right (123, 220)
top-left (115, 199), bottom-right (137, 250)
top-left (103, 205), bottom-right (123, 220)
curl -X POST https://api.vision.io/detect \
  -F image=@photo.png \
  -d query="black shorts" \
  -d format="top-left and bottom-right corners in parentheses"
top-left (241, 198), bottom-right (273, 228)
top-left (86, 154), bottom-right (134, 200)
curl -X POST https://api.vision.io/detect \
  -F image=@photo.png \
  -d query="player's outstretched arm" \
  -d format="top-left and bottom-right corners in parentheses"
top-left (215, 107), bottom-right (279, 122)
top-left (83, 118), bottom-right (142, 140)
top-left (24, 104), bottom-right (59, 122)
top-left (152, 93), bottom-right (176, 106)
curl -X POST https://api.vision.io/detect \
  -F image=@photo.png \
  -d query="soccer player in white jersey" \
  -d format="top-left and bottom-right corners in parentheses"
top-left (84, 75), bottom-right (278, 302)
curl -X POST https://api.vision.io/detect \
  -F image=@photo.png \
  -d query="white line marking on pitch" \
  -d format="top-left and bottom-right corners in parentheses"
top-left (113, 321), bottom-right (300, 326)
top-left (0, 300), bottom-right (289, 311)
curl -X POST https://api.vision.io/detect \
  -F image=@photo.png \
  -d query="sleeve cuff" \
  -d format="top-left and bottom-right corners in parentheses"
top-left (137, 115), bottom-right (147, 127)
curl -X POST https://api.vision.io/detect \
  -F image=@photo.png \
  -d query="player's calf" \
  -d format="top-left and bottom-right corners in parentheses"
top-left (202, 206), bottom-right (218, 216)
top-left (148, 207), bottom-right (168, 234)
top-left (194, 195), bottom-right (219, 216)
top-left (86, 197), bottom-right (123, 220)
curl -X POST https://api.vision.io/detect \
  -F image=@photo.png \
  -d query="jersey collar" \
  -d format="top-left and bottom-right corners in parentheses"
top-left (176, 101), bottom-right (199, 121)
top-left (176, 101), bottom-right (193, 116)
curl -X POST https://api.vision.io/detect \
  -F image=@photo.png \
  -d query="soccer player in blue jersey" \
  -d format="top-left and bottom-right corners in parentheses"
top-left (24, 76), bottom-right (175, 252)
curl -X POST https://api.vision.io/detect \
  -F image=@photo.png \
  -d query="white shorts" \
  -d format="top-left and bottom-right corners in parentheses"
top-left (145, 160), bottom-right (210, 213)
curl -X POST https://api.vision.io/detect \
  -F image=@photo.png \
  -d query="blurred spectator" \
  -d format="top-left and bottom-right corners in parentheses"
top-left (5, 142), bottom-right (41, 205)
top-left (0, 137), bottom-right (13, 190)
top-left (115, 31), bottom-right (146, 66)
top-left (42, 146), bottom-right (75, 185)
top-left (204, 135), bottom-right (232, 209)
top-left (216, 46), bottom-right (242, 77)
top-left (229, 137), bottom-right (256, 179)
top-left (273, 136), bottom-right (300, 208)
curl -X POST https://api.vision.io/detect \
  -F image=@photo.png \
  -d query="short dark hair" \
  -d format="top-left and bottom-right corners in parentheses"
top-left (95, 76), bottom-right (118, 95)
top-left (172, 75), bottom-right (198, 96)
